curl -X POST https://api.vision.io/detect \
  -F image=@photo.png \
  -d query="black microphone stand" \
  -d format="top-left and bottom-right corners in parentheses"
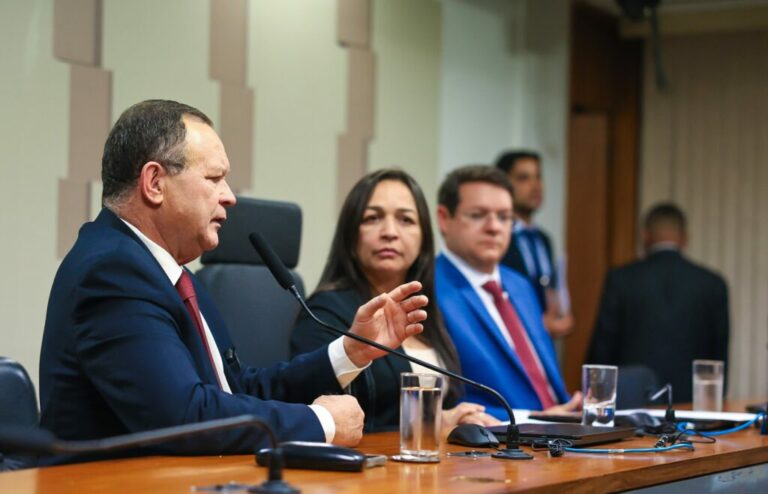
top-left (0, 415), bottom-right (299, 494)
top-left (249, 233), bottom-right (528, 460)
top-left (649, 384), bottom-right (677, 434)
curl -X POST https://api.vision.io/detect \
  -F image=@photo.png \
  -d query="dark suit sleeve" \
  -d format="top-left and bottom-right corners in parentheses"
top-left (710, 277), bottom-right (730, 367)
top-left (73, 256), bottom-right (332, 454)
top-left (291, 291), bottom-right (414, 431)
top-left (587, 270), bottom-right (622, 365)
top-left (290, 293), bottom-right (354, 356)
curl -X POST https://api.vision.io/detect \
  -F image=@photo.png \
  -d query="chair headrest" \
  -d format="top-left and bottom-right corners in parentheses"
top-left (201, 197), bottom-right (302, 268)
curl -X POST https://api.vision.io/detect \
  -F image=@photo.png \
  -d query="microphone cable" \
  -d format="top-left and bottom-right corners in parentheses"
top-left (540, 412), bottom-right (766, 458)
top-left (537, 438), bottom-right (695, 458)
top-left (675, 411), bottom-right (766, 437)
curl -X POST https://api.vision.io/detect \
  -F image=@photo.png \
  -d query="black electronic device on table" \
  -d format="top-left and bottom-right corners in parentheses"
top-left (256, 442), bottom-right (387, 472)
top-left (615, 412), bottom-right (663, 429)
top-left (488, 423), bottom-right (636, 447)
top-left (446, 423), bottom-right (500, 448)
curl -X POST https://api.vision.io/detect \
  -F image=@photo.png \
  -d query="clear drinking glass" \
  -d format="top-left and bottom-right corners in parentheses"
top-left (581, 364), bottom-right (618, 427)
top-left (396, 373), bottom-right (443, 463)
top-left (693, 360), bottom-right (724, 412)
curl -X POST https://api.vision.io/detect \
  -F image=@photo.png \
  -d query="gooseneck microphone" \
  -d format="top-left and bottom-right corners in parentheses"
top-left (249, 232), bottom-right (527, 459)
top-left (649, 384), bottom-right (677, 430)
top-left (0, 415), bottom-right (298, 494)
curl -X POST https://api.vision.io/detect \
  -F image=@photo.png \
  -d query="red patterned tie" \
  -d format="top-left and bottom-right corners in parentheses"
top-left (176, 270), bottom-right (222, 389)
top-left (482, 280), bottom-right (556, 409)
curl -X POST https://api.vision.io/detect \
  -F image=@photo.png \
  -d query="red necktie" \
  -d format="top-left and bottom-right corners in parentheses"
top-left (176, 270), bottom-right (222, 389)
top-left (482, 280), bottom-right (556, 409)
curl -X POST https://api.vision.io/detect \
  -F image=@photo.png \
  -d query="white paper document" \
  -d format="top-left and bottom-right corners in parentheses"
top-left (616, 408), bottom-right (757, 422)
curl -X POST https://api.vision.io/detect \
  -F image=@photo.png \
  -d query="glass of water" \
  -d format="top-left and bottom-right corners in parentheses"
top-left (693, 360), bottom-right (724, 411)
top-left (397, 373), bottom-right (442, 463)
top-left (581, 364), bottom-right (618, 427)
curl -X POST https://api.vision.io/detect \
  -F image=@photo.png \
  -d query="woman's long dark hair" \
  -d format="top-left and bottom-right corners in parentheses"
top-left (316, 169), bottom-right (462, 402)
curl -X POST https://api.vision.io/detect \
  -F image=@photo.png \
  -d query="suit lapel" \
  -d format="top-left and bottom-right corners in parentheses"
top-left (439, 257), bottom-right (531, 381)
top-left (99, 209), bottom-right (231, 390)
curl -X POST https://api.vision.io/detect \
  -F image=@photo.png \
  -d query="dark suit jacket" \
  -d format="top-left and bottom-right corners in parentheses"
top-left (501, 227), bottom-right (556, 312)
top-left (435, 255), bottom-right (569, 418)
top-left (290, 288), bottom-right (459, 432)
top-left (39, 209), bottom-right (341, 457)
top-left (587, 250), bottom-right (730, 403)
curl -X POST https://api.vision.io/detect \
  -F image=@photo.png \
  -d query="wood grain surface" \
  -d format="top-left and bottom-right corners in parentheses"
top-left (1, 404), bottom-right (765, 493)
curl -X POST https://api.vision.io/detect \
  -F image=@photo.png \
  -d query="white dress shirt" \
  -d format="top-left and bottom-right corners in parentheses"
top-left (401, 339), bottom-right (443, 374)
top-left (401, 339), bottom-right (449, 393)
top-left (122, 219), bottom-right (367, 442)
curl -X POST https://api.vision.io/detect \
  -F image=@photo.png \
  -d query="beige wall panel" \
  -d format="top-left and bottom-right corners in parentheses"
top-left (54, 0), bottom-right (101, 65)
top-left (0, 0), bottom-right (70, 390)
top-left (641, 32), bottom-right (768, 400)
top-left (369, 0), bottom-right (441, 211)
top-left (346, 48), bottom-right (375, 139)
top-left (69, 64), bottom-right (111, 181)
top-left (57, 178), bottom-right (90, 258)
top-left (219, 83), bottom-right (254, 192)
top-left (337, 0), bottom-right (370, 48)
top-left (439, 0), bottom-right (570, 256)
top-left (210, 0), bottom-right (247, 85)
top-left (337, 133), bottom-right (368, 200)
top-left (103, 0), bottom-right (219, 127)
top-left (639, 68), bottom-right (673, 210)
top-left (249, 0), bottom-right (345, 291)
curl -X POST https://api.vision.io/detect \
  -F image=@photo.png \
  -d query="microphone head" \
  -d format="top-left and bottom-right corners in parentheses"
top-left (248, 232), bottom-right (296, 290)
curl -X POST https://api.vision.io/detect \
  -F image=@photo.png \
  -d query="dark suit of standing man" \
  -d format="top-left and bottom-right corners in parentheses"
top-left (39, 100), bottom-right (429, 458)
top-left (587, 203), bottom-right (730, 403)
top-left (496, 150), bottom-right (573, 338)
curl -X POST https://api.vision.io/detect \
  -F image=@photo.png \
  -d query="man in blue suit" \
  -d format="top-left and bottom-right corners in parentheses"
top-left (39, 100), bottom-right (428, 457)
top-left (434, 165), bottom-right (580, 419)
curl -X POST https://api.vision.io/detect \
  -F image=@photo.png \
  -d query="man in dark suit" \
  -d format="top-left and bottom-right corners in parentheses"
top-left (434, 165), bottom-right (579, 418)
top-left (39, 100), bottom-right (428, 456)
top-left (587, 203), bottom-right (730, 403)
top-left (496, 150), bottom-right (573, 337)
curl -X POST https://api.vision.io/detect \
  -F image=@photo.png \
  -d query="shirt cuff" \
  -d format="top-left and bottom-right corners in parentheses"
top-left (328, 336), bottom-right (369, 389)
top-left (308, 404), bottom-right (335, 443)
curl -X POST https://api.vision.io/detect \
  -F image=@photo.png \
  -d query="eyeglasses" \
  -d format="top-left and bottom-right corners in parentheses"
top-left (459, 210), bottom-right (514, 226)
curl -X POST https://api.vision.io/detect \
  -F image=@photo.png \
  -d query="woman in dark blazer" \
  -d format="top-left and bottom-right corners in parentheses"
top-left (291, 169), bottom-right (498, 432)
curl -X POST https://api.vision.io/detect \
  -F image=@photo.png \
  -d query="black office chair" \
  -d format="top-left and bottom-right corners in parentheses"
top-left (197, 197), bottom-right (305, 368)
top-left (0, 357), bottom-right (39, 471)
top-left (616, 365), bottom-right (660, 409)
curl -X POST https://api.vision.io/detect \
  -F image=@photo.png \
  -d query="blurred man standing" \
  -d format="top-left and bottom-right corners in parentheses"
top-left (496, 150), bottom-right (573, 337)
top-left (587, 203), bottom-right (730, 403)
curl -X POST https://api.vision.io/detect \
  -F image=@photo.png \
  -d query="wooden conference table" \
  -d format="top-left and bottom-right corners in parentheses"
top-left (1, 407), bottom-right (765, 493)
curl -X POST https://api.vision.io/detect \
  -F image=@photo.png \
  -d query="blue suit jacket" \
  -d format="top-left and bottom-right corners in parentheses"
top-left (39, 209), bottom-right (340, 457)
top-left (435, 254), bottom-right (568, 418)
